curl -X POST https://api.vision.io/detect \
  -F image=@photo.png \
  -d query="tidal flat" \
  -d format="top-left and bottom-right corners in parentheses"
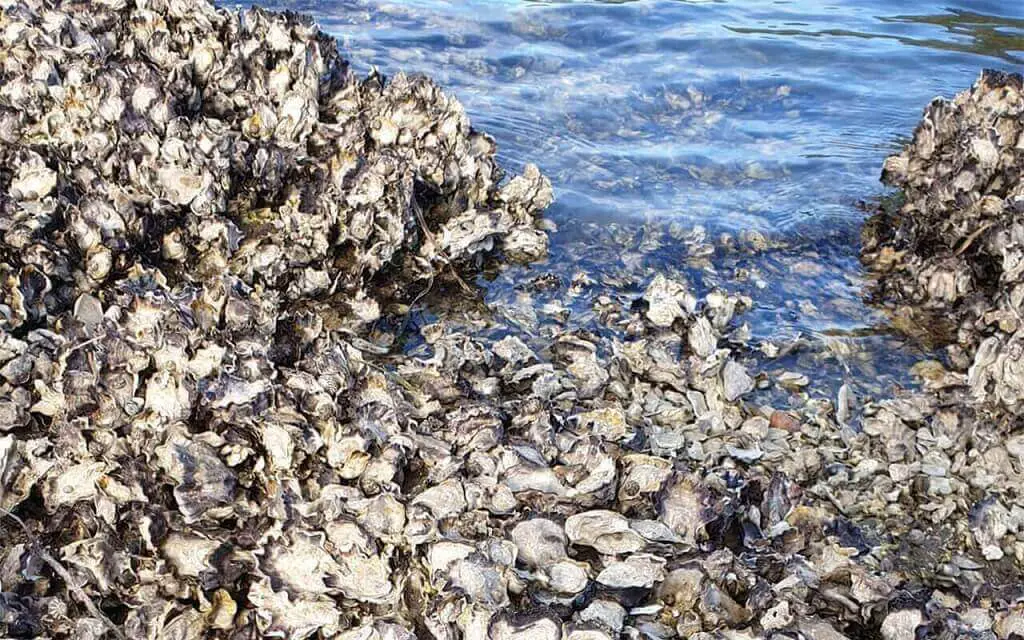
top-left (1, 1), bottom-right (1024, 639)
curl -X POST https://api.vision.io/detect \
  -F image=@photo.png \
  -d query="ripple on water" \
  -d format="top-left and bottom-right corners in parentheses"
top-left (239, 0), bottom-right (1024, 392)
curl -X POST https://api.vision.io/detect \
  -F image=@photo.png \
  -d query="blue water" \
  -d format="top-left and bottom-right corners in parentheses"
top-left (264, 0), bottom-right (1023, 232)
top-left (247, 0), bottom-right (1024, 397)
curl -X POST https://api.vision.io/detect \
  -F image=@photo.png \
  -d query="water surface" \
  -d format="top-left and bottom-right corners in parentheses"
top-left (247, 0), bottom-right (1024, 399)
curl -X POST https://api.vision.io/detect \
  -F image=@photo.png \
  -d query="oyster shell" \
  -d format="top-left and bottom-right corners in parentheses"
top-left (511, 518), bottom-right (568, 568)
top-left (565, 510), bottom-right (646, 555)
top-left (595, 554), bottom-right (666, 589)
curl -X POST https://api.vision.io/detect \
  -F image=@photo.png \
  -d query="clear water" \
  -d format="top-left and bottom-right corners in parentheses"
top-left (247, 0), bottom-right (1024, 399)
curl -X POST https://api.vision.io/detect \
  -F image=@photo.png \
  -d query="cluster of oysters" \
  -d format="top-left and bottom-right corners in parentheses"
top-left (863, 70), bottom-right (1024, 415)
top-left (859, 69), bottom-right (1024, 635)
top-left (1, 1), bottom-right (1023, 639)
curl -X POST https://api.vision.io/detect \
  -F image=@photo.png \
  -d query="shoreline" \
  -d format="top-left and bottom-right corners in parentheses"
top-left (0, 1), bottom-right (1022, 639)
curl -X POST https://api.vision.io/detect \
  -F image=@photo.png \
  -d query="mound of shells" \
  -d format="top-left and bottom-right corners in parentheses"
top-left (862, 69), bottom-right (1024, 415)
top-left (858, 68), bottom-right (1024, 638)
top-left (2, 1), bottom-right (1024, 639)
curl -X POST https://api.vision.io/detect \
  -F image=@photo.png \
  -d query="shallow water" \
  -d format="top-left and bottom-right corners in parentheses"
top-left (247, 0), bottom-right (1024, 399)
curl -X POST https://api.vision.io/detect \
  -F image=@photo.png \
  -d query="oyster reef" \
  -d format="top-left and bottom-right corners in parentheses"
top-left (0, 1), bottom-right (1023, 639)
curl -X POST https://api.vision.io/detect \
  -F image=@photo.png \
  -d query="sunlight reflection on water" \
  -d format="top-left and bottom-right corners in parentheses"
top-left (235, 0), bottom-right (1024, 394)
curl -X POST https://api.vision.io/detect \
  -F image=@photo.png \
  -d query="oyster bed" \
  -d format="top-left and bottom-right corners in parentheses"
top-left (0, 1), bottom-right (1023, 639)
top-left (863, 70), bottom-right (1024, 415)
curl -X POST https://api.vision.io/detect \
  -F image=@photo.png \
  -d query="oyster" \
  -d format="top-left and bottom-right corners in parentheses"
top-left (595, 554), bottom-right (666, 589)
top-left (511, 518), bottom-right (568, 568)
top-left (565, 510), bottom-right (646, 555)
